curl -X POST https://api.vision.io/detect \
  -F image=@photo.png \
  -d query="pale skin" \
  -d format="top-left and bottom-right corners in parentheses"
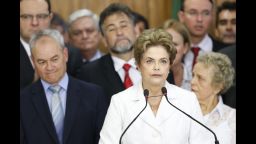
top-left (102, 13), bottom-right (137, 61)
top-left (137, 46), bottom-right (171, 116)
top-left (69, 16), bottom-right (102, 60)
top-left (20, 0), bottom-right (53, 43)
top-left (20, 0), bottom-right (53, 82)
top-left (215, 10), bottom-right (236, 44)
top-left (166, 28), bottom-right (189, 87)
top-left (191, 62), bottom-right (222, 115)
top-left (178, 0), bottom-right (213, 45)
top-left (31, 36), bottom-right (68, 85)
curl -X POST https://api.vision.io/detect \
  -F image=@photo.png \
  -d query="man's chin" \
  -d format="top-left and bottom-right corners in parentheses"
top-left (111, 46), bottom-right (132, 54)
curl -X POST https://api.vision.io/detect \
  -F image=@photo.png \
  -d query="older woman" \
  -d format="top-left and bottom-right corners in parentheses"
top-left (99, 29), bottom-right (212, 144)
top-left (163, 19), bottom-right (191, 90)
top-left (191, 52), bottom-right (236, 144)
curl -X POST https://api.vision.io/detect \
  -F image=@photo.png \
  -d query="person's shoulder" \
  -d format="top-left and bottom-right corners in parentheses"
top-left (223, 103), bottom-right (236, 114)
top-left (218, 44), bottom-right (236, 54)
top-left (111, 85), bottom-right (138, 102)
top-left (69, 76), bottom-right (103, 90)
top-left (20, 81), bottom-right (43, 104)
top-left (167, 83), bottom-right (195, 97)
top-left (210, 36), bottom-right (230, 51)
top-left (80, 54), bottom-right (111, 71)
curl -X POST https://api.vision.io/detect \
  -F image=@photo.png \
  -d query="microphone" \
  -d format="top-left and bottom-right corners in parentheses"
top-left (161, 87), bottom-right (219, 144)
top-left (119, 89), bottom-right (149, 144)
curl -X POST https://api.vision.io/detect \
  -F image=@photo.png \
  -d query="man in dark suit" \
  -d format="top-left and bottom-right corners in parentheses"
top-left (219, 45), bottom-right (236, 108)
top-left (20, 29), bottom-right (107, 144)
top-left (76, 3), bottom-right (141, 105)
top-left (20, 0), bottom-right (53, 90)
top-left (178, 0), bottom-right (227, 74)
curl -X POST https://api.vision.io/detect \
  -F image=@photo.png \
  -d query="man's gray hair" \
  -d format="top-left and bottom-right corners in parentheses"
top-left (29, 29), bottom-right (65, 50)
top-left (68, 9), bottom-right (99, 30)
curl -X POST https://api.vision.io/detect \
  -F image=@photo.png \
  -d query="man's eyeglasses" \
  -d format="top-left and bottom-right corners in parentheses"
top-left (184, 10), bottom-right (211, 18)
top-left (20, 14), bottom-right (50, 22)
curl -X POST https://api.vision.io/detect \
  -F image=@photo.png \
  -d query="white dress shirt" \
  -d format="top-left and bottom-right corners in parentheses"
top-left (99, 80), bottom-right (212, 144)
top-left (204, 97), bottom-right (236, 144)
top-left (20, 37), bottom-right (34, 67)
top-left (181, 63), bottom-right (192, 91)
top-left (111, 56), bottom-right (141, 85)
top-left (184, 34), bottom-right (213, 73)
top-left (41, 73), bottom-right (69, 113)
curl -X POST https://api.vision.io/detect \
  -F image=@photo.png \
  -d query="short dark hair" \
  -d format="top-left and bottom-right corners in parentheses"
top-left (132, 11), bottom-right (149, 29)
top-left (216, 1), bottom-right (236, 27)
top-left (180, 0), bottom-right (213, 11)
top-left (20, 0), bottom-right (51, 13)
top-left (99, 3), bottom-right (135, 35)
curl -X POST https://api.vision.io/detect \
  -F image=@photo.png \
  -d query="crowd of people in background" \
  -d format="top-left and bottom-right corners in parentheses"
top-left (20, 0), bottom-right (236, 144)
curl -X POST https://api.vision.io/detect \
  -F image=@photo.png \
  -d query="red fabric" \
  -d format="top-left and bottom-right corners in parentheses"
top-left (191, 47), bottom-right (200, 68)
top-left (123, 63), bottom-right (133, 89)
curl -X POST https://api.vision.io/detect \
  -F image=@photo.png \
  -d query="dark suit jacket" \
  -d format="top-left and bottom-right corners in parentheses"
top-left (65, 44), bottom-right (84, 77)
top-left (20, 76), bottom-right (108, 144)
top-left (76, 54), bottom-right (124, 105)
top-left (211, 36), bottom-right (230, 52)
top-left (20, 41), bottom-right (34, 90)
top-left (219, 45), bottom-right (236, 108)
top-left (76, 54), bottom-right (175, 105)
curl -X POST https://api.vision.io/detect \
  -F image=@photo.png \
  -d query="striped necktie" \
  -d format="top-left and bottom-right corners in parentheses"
top-left (49, 85), bottom-right (64, 144)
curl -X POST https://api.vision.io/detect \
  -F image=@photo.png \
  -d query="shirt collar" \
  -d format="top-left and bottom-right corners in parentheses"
top-left (83, 50), bottom-right (103, 63)
top-left (20, 36), bottom-right (31, 57)
top-left (206, 96), bottom-right (225, 118)
top-left (41, 73), bottom-right (69, 92)
top-left (131, 80), bottom-right (179, 101)
top-left (111, 56), bottom-right (137, 71)
top-left (191, 34), bottom-right (213, 52)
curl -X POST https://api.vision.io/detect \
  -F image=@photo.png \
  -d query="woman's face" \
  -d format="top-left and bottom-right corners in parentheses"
top-left (166, 28), bottom-right (188, 66)
top-left (138, 45), bottom-right (170, 87)
top-left (191, 62), bottom-right (221, 102)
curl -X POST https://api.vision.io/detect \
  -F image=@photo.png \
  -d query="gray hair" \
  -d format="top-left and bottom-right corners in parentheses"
top-left (197, 52), bottom-right (235, 94)
top-left (68, 9), bottom-right (99, 30)
top-left (29, 29), bottom-right (65, 50)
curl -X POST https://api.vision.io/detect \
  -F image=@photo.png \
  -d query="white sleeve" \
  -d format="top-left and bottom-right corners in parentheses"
top-left (189, 92), bottom-right (213, 144)
top-left (99, 95), bottom-right (123, 144)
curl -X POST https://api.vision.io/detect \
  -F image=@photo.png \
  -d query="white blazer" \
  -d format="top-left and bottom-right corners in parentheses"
top-left (99, 81), bottom-right (213, 144)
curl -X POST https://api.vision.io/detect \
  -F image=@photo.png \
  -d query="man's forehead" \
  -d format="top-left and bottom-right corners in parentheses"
top-left (20, 0), bottom-right (49, 13)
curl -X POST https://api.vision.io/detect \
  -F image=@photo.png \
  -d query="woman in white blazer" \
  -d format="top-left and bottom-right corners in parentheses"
top-left (99, 29), bottom-right (212, 144)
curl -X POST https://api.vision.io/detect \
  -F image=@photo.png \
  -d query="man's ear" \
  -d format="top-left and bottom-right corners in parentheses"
top-left (63, 47), bottom-right (69, 62)
top-left (178, 11), bottom-right (185, 23)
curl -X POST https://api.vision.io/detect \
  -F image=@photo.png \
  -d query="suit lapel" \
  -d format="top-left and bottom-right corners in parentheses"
top-left (101, 55), bottom-right (125, 94)
top-left (131, 83), bottom-right (162, 133)
top-left (138, 83), bottom-right (179, 132)
top-left (155, 96), bottom-right (177, 125)
top-left (63, 77), bottom-right (81, 143)
top-left (32, 81), bottom-right (59, 143)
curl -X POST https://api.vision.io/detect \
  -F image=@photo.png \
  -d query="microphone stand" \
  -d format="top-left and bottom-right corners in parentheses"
top-left (162, 87), bottom-right (219, 144)
top-left (119, 89), bottom-right (149, 144)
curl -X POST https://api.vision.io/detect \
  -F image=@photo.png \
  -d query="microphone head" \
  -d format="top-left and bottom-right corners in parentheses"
top-left (161, 87), bottom-right (167, 96)
top-left (143, 89), bottom-right (149, 97)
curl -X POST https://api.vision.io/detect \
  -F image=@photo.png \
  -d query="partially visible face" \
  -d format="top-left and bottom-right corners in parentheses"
top-left (135, 21), bottom-right (146, 37)
top-left (191, 62), bottom-right (220, 102)
top-left (69, 16), bottom-right (101, 51)
top-left (32, 36), bottom-right (68, 85)
top-left (216, 10), bottom-right (236, 44)
top-left (20, 0), bottom-right (52, 42)
top-left (179, 0), bottom-right (213, 38)
top-left (166, 28), bottom-right (188, 66)
top-left (138, 46), bottom-right (170, 87)
top-left (102, 13), bottom-right (136, 54)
